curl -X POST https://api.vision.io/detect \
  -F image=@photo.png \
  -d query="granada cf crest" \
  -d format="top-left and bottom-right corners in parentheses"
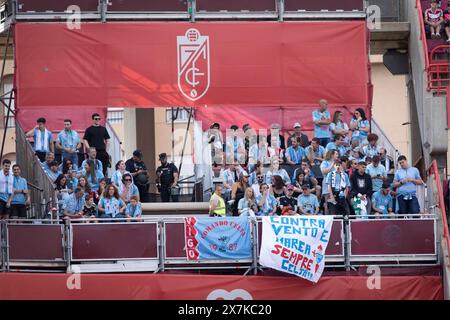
top-left (177, 28), bottom-right (210, 101)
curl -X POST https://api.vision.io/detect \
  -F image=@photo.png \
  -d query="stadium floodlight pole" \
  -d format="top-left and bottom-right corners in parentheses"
top-left (278, 0), bottom-right (285, 22)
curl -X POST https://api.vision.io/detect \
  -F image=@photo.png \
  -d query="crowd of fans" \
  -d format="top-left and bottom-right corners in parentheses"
top-left (17, 114), bottom-right (155, 221)
top-left (208, 99), bottom-right (424, 218)
top-left (424, 0), bottom-right (450, 42)
top-left (0, 101), bottom-right (425, 221)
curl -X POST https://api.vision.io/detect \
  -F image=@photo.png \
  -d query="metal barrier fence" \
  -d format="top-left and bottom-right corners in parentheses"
top-left (0, 214), bottom-right (439, 273)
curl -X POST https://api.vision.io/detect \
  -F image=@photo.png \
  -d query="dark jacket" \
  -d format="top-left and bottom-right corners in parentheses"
top-left (350, 171), bottom-right (373, 197)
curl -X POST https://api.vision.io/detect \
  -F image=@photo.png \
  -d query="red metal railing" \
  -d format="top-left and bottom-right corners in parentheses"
top-left (417, 0), bottom-right (430, 67)
top-left (416, 0), bottom-right (450, 92)
top-left (428, 160), bottom-right (450, 267)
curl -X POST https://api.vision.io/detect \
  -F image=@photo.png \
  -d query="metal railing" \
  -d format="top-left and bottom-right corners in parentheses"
top-left (367, 0), bottom-right (403, 22)
top-left (371, 118), bottom-right (399, 170)
top-left (416, 0), bottom-right (450, 93)
top-left (0, 214), bottom-right (439, 273)
top-left (6, 0), bottom-right (366, 22)
top-left (15, 121), bottom-right (57, 218)
top-left (105, 120), bottom-right (124, 176)
top-left (427, 160), bottom-right (450, 267)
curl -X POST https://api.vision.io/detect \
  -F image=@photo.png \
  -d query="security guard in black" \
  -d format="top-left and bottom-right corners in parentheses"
top-left (156, 153), bottom-right (179, 202)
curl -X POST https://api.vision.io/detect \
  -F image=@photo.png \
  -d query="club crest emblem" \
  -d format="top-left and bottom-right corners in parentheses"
top-left (177, 28), bottom-right (210, 101)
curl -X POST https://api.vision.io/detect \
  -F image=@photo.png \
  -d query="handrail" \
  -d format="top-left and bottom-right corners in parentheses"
top-left (416, 0), bottom-right (430, 68)
top-left (430, 45), bottom-right (450, 62)
top-left (427, 160), bottom-right (450, 267)
top-left (27, 182), bottom-right (43, 192)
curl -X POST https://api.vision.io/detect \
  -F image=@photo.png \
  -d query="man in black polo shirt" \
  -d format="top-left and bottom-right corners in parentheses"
top-left (83, 113), bottom-right (111, 177)
top-left (156, 153), bottom-right (179, 203)
top-left (125, 149), bottom-right (149, 202)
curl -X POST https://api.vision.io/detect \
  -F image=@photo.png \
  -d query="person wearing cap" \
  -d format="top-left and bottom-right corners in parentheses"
top-left (208, 122), bottom-right (224, 166)
top-left (366, 155), bottom-right (387, 193)
top-left (230, 171), bottom-right (249, 216)
top-left (285, 137), bottom-right (305, 166)
top-left (297, 183), bottom-right (320, 215)
top-left (425, 0), bottom-right (444, 39)
top-left (209, 184), bottom-right (226, 217)
top-left (312, 99), bottom-right (332, 147)
top-left (156, 152), bottom-right (179, 203)
top-left (267, 123), bottom-right (286, 151)
top-left (26, 117), bottom-right (54, 163)
top-left (225, 125), bottom-right (245, 165)
top-left (288, 123), bottom-right (309, 148)
top-left (371, 182), bottom-right (394, 217)
top-left (278, 184), bottom-right (298, 215)
top-left (126, 150), bottom-right (149, 202)
top-left (83, 113), bottom-right (111, 177)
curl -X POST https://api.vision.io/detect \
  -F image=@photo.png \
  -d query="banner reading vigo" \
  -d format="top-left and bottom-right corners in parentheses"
top-left (185, 216), bottom-right (252, 260)
top-left (259, 216), bottom-right (334, 283)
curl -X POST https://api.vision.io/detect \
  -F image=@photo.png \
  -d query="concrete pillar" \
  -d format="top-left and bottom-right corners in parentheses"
top-left (123, 108), bottom-right (136, 160)
top-left (136, 109), bottom-right (157, 194)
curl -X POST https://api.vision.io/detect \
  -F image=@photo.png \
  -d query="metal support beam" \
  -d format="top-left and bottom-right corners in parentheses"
top-left (0, 26), bottom-right (10, 91)
top-left (278, 0), bottom-right (285, 22)
top-left (0, 89), bottom-right (13, 161)
top-left (171, 107), bottom-right (180, 163)
top-left (189, 0), bottom-right (196, 22)
top-left (99, 0), bottom-right (108, 23)
top-left (178, 107), bottom-right (193, 175)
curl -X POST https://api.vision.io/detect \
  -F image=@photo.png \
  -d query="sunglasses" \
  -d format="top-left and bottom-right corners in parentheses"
top-left (124, 179), bottom-right (132, 182)
top-left (94, 117), bottom-right (101, 120)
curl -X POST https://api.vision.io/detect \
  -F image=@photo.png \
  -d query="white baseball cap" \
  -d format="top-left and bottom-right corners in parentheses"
top-left (293, 122), bottom-right (301, 128)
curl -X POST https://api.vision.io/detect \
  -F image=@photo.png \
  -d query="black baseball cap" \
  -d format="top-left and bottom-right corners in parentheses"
top-left (133, 149), bottom-right (143, 158)
top-left (301, 183), bottom-right (311, 189)
top-left (382, 182), bottom-right (391, 189)
top-left (159, 153), bottom-right (167, 160)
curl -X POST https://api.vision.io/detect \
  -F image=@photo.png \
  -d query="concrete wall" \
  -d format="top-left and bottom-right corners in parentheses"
top-left (370, 55), bottom-right (411, 160)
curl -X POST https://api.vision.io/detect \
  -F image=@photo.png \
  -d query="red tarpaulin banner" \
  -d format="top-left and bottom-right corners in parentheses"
top-left (15, 107), bottom-right (107, 133)
top-left (0, 273), bottom-right (442, 300)
top-left (194, 105), bottom-right (365, 133)
top-left (15, 22), bottom-right (370, 110)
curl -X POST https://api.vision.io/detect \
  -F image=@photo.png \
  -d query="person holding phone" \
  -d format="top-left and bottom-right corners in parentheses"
top-left (366, 155), bottom-right (387, 193)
